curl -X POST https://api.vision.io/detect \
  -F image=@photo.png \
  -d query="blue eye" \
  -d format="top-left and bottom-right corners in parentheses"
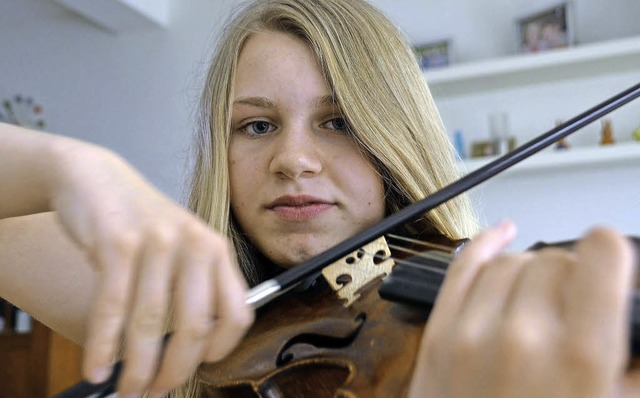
top-left (240, 120), bottom-right (276, 136)
top-left (323, 117), bottom-right (349, 131)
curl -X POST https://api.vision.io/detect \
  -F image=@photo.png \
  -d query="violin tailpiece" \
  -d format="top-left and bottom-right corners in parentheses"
top-left (321, 236), bottom-right (395, 307)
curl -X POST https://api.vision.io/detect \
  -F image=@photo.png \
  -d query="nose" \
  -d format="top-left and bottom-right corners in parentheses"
top-left (269, 127), bottom-right (322, 180)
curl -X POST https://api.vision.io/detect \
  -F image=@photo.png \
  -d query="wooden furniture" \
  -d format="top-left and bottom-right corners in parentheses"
top-left (0, 311), bottom-right (83, 397)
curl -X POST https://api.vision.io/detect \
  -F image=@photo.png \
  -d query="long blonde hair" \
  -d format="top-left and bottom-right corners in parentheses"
top-left (180, 2), bottom-right (478, 393)
top-left (189, 0), bottom-right (477, 286)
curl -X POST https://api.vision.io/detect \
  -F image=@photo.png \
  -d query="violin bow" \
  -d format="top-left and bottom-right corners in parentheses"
top-left (54, 81), bottom-right (640, 398)
top-left (249, 81), bottom-right (640, 307)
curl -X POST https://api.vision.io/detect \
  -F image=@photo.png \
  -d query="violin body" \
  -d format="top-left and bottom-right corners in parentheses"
top-left (197, 274), bottom-right (429, 397)
top-left (196, 234), bottom-right (464, 397)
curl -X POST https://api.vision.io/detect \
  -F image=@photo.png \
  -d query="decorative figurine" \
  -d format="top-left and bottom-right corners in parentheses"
top-left (554, 120), bottom-right (570, 150)
top-left (600, 118), bottom-right (615, 145)
top-left (555, 138), bottom-right (570, 150)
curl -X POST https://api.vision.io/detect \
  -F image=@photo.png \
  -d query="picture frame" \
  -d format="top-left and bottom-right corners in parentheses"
top-left (413, 39), bottom-right (451, 70)
top-left (516, 3), bottom-right (574, 54)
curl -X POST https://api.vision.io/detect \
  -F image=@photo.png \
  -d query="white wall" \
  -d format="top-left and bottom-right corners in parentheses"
top-left (374, 0), bottom-right (640, 62)
top-left (0, 0), bottom-right (241, 200)
top-left (1, 0), bottom-right (638, 249)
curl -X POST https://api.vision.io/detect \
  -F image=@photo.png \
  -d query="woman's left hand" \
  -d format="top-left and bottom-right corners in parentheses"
top-left (408, 222), bottom-right (640, 398)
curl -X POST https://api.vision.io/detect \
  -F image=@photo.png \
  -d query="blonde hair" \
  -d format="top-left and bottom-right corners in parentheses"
top-left (180, 0), bottom-right (478, 394)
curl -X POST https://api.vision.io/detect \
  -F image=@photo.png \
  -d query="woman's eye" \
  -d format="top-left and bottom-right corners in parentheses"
top-left (240, 120), bottom-right (276, 136)
top-left (322, 117), bottom-right (349, 132)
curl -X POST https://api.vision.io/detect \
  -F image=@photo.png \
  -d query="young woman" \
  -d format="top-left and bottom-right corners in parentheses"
top-left (0, 0), bottom-right (637, 397)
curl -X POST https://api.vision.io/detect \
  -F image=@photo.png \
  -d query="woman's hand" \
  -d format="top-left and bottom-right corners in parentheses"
top-left (408, 222), bottom-right (640, 398)
top-left (46, 140), bottom-right (254, 396)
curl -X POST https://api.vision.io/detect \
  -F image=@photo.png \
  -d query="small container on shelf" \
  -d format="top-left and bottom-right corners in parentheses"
top-left (600, 118), bottom-right (615, 146)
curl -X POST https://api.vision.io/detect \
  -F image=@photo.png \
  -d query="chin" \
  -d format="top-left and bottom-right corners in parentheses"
top-left (267, 241), bottom-right (331, 269)
top-left (273, 250), bottom-right (318, 269)
top-left (258, 230), bottom-right (352, 269)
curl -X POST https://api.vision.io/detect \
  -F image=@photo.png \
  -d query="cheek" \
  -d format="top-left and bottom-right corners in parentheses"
top-left (340, 156), bottom-right (386, 219)
top-left (228, 141), bottom-right (267, 225)
top-left (366, 177), bottom-right (386, 219)
top-left (228, 147), bottom-right (250, 216)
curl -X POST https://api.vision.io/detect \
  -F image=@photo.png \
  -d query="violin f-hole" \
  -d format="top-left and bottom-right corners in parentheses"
top-left (276, 313), bottom-right (367, 366)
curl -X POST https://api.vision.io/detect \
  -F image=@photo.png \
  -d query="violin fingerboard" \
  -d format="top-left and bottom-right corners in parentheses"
top-left (378, 256), bottom-right (448, 308)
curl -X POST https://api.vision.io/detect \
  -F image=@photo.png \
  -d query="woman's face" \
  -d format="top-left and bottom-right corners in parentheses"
top-left (229, 31), bottom-right (385, 268)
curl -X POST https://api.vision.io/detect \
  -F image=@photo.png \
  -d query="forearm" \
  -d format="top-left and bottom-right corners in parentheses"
top-left (0, 212), bottom-right (97, 344)
top-left (0, 123), bottom-right (115, 343)
top-left (0, 122), bottom-right (100, 219)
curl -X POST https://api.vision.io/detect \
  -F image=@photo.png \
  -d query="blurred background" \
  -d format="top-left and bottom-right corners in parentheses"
top-left (1, 0), bottom-right (639, 249)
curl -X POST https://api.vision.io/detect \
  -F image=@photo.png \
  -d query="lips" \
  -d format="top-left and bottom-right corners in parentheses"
top-left (267, 195), bottom-right (335, 221)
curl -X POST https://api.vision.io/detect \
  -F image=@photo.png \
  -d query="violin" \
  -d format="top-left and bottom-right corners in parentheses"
top-left (197, 233), bottom-right (466, 397)
top-left (55, 82), bottom-right (640, 398)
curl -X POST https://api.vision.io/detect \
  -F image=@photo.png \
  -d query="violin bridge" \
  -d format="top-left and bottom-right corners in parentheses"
top-left (321, 236), bottom-right (395, 307)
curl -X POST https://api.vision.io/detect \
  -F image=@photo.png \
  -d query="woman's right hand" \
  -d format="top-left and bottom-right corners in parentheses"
top-left (46, 138), bottom-right (254, 396)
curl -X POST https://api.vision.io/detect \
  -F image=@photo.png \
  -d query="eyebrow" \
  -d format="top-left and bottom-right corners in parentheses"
top-left (233, 95), bottom-right (338, 109)
top-left (233, 96), bottom-right (276, 109)
top-left (311, 95), bottom-right (338, 108)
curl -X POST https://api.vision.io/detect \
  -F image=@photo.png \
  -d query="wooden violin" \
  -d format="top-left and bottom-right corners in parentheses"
top-left (54, 82), bottom-right (640, 398)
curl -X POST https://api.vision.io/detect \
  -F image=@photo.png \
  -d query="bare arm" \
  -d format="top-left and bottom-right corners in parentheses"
top-left (0, 212), bottom-right (96, 344)
top-left (0, 122), bottom-right (253, 396)
top-left (0, 123), bottom-right (99, 341)
top-left (0, 123), bottom-right (74, 218)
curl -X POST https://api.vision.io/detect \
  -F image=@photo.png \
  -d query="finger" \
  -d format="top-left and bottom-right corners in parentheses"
top-left (428, 221), bottom-right (517, 329)
top-left (83, 230), bottom-right (139, 383)
top-left (117, 227), bottom-right (175, 395)
top-left (497, 250), bottom-right (572, 389)
top-left (563, 228), bottom-right (635, 395)
top-left (566, 228), bottom-right (635, 344)
top-left (204, 242), bottom-right (254, 362)
top-left (448, 253), bottom-right (529, 392)
top-left (457, 252), bottom-right (532, 334)
top-left (505, 248), bottom-right (572, 328)
top-left (453, 252), bottom-right (530, 346)
top-left (411, 221), bottom-right (517, 395)
top-left (149, 229), bottom-right (214, 392)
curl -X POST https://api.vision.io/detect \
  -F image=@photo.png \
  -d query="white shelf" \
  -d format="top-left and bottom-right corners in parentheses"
top-left (424, 36), bottom-right (640, 96)
top-left (461, 141), bottom-right (640, 176)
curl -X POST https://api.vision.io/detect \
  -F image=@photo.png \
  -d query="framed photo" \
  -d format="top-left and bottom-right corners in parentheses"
top-left (517, 3), bottom-right (574, 53)
top-left (413, 39), bottom-right (450, 70)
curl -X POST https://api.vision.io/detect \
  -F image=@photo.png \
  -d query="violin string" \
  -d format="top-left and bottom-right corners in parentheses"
top-left (386, 242), bottom-right (454, 263)
top-left (344, 234), bottom-right (454, 276)
top-left (354, 249), bottom-right (446, 276)
top-left (386, 233), bottom-right (456, 253)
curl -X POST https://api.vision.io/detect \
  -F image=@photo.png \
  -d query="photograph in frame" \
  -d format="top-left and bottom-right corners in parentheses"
top-left (517, 3), bottom-right (574, 53)
top-left (413, 39), bottom-right (451, 70)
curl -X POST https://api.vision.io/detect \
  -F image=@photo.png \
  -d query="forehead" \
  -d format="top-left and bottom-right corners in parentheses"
top-left (238, 31), bottom-right (313, 67)
top-left (234, 31), bottom-right (330, 99)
